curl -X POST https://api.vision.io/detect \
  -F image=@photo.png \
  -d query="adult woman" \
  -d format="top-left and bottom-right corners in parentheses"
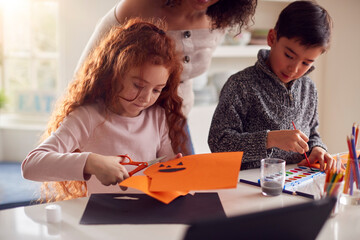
top-left (75, 0), bottom-right (257, 153)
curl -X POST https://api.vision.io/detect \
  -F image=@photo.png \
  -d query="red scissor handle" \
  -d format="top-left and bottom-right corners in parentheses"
top-left (118, 155), bottom-right (148, 176)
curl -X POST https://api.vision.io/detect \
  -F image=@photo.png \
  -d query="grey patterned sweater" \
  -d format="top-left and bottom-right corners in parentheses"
top-left (208, 49), bottom-right (327, 170)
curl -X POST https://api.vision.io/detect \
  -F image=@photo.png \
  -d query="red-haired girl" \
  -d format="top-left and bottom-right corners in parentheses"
top-left (22, 18), bottom-right (187, 201)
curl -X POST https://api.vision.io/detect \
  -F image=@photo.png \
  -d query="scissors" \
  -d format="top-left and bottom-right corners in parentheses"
top-left (118, 155), bottom-right (166, 176)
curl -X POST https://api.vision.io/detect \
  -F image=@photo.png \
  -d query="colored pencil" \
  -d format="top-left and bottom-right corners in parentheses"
top-left (355, 124), bottom-right (359, 146)
top-left (239, 179), bottom-right (314, 199)
top-left (239, 179), bottom-right (260, 187)
top-left (352, 123), bottom-right (356, 139)
top-left (343, 156), bottom-right (351, 194)
top-left (346, 136), bottom-right (360, 189)
top-left (351, 123), bottom-right (358, 180)
top-left (324, 167), bottom-right (332, 192)
top-left (328, 172), bottom-right (344, 196)
top-left (350, 136), bottom-right (360, 188)
top-left (349, 170), bottom-right (354, 195)
top-left (325, 170), bottom-right (337, 193)
top-left (293, 191), bottom-right (314, 199)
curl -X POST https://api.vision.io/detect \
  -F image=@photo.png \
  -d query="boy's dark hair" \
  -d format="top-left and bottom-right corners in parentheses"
top-left (274, 0), bottom-right (332, 51)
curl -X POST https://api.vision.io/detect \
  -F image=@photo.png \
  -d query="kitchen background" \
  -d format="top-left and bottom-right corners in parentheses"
top-left (0, 0), bottom-right (359, 162)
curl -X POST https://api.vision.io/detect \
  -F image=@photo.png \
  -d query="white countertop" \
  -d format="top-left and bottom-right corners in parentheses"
top-left (0, 166), bottom-right (359, 240)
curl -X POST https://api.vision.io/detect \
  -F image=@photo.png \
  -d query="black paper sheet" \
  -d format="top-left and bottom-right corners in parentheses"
top-left (80, 193), bottom-right (226, 225)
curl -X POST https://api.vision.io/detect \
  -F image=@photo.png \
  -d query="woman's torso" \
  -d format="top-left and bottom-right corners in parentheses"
top-left (76, 1), bottom-right (225, 115)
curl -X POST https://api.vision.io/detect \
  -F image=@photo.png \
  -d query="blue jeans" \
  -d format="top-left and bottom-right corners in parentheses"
top-left (184, 122), bottom-right (195, 155)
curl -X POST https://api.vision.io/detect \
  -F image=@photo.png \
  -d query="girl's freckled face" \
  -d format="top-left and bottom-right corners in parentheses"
top-left (114, 63), bottom-right (169, 117)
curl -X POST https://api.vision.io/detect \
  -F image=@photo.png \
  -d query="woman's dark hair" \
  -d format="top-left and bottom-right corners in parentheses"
top-left (165, 0), bottom-right (257, 31)
top-left (274, 0), bottom-right (333, 51)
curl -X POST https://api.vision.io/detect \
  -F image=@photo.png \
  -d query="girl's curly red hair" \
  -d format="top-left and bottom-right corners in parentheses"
top-left (41, 18), bottom-right (188, 202)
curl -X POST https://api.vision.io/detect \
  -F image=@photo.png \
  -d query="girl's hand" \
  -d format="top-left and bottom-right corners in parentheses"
top-left (84, 153), bottom-right (130, 186)
top-left (298, 147), bottom-right (335, 172)
top-left (267, 130), bottom-right (309, 154)
top-left (175, 153), bottom-right (183, 159)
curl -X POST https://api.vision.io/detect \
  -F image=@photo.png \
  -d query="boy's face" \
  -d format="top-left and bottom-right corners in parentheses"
top-left (267, 29), bottom-right (324, 85)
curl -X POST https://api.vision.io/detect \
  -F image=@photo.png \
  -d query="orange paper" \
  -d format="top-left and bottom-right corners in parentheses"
top-left (145, 152), bottom-right (242, 192)
top-left (120, 176), bottom-right (188, 204)
top-left (120, 152), bottom-right (243, 204)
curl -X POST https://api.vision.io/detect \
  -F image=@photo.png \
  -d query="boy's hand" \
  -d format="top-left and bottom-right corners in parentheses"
top-left (85, 153), bottom-right (130, 187)
top-left (298, 147), bottom-right (335, 172)
top-left (267, 130), bottom-right (309, 154)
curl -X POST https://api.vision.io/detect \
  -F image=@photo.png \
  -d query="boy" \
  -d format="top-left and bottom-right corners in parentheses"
top-left (208, 1), bottom-right (334, 171)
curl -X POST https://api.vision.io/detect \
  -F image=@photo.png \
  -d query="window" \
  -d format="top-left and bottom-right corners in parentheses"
top-left (0, 0), bottom-right (58, 114)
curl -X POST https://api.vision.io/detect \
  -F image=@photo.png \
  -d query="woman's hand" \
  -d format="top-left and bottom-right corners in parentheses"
top-left (84, 153), bottom-right (130, 186)
top-left (267, 130), bottom-right (309, 154)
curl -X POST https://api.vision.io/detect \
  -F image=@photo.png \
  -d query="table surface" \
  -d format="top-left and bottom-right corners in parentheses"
top-left (0, 165), bottom-right (359, 240)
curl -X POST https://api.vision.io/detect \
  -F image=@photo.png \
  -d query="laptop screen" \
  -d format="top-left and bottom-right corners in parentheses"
top-left (183, 197), bottom-right (336, 240)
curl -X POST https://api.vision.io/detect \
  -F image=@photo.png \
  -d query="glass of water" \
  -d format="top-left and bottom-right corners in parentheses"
top-left (260, 158), bottom-right (286, 196)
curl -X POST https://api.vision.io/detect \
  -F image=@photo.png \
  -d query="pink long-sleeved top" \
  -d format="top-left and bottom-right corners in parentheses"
top-left (22, 102), bottom-right (175, 194)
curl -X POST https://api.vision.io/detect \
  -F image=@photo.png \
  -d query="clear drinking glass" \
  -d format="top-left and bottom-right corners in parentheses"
top-left (260, 158), bottom-right (286, 196)
top-left (338, 154), bottom-right (360, 206)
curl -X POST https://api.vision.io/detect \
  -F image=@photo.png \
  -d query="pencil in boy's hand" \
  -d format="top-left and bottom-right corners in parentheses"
top-left (292, 121), bottom-right (313, 170)
top-left (355, 124), bottom-right (359, 146)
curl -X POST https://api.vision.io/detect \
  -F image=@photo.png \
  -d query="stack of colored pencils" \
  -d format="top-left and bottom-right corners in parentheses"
top-left (324, 170), bottom-right (344, 197)
top-left (343, 123), bottom-right (360, 195)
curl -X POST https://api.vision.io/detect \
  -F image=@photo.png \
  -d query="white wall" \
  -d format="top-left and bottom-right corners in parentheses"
top-left (0, 114), bottom-right (47, 161)
top-left (58, 0), bottom-right (118, 91)
top-left (0, 128), bottom-right (44, 162)
top-left (315, 0), bottom-right (360, 154)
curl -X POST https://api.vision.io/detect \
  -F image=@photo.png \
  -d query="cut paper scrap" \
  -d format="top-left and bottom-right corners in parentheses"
top-left (120, 152), bottom-right (243, 204)
top-left (120, 175), bottom-right (188, 204)
top-left (145, 152), bottom-right (243, 192)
